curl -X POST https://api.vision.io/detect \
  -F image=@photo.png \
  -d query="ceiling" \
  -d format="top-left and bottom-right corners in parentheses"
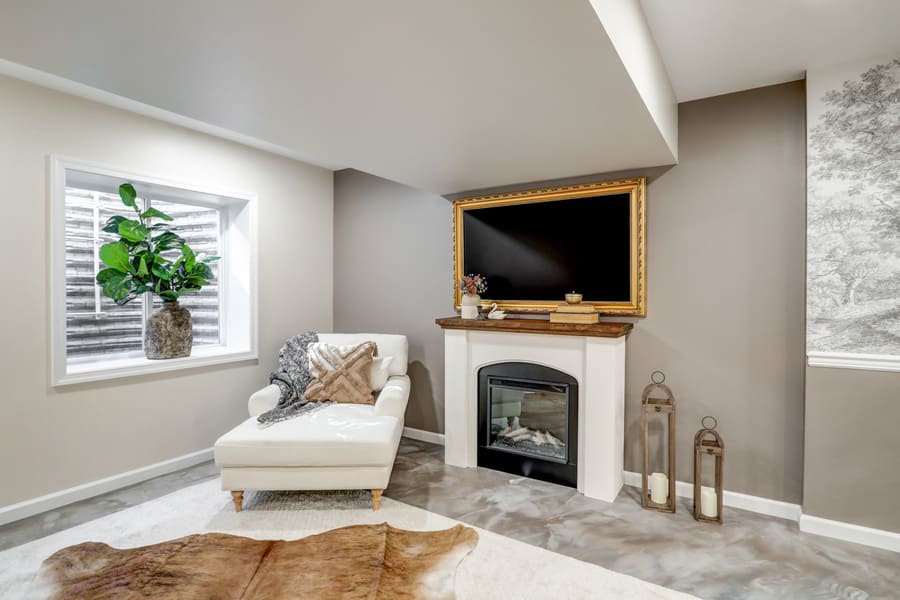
top-left (0, 0), bottom-right (676, 195)
top-left (4, 2), bottom-right (900, 193)
top-left (640, 0), bottom-right (900, 102)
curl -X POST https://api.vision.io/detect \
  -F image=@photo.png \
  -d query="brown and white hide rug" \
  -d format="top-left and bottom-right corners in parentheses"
top-left (38, 523), bottom-right (478, 599)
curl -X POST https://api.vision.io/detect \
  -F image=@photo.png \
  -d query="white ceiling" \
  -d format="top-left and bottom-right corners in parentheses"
top-left (640, 0), bottom-right (900, 102)
top-left (0, 0), bottom-right (677, 195)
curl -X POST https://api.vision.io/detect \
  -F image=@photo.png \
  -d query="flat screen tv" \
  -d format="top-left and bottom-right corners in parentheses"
top-left (453, 178), bottom-right (646, 315)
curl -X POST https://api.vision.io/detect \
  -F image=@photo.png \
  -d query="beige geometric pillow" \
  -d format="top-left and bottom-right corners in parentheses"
top-left (302, 341), bottom-right (377, 405)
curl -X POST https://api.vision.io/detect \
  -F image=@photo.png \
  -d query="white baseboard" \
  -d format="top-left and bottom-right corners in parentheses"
top-left (622, 471), bottom-right (802, 521)
top-left (799, 513), bottom-right (900, 553)
top-left (403, 427), bottom-right (445, 446)
top-left (0, 447), bottom-right (214, 526)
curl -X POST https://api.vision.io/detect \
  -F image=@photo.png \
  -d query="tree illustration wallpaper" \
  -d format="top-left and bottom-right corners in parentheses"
top-left (807, 55), bottom-right (900, 357)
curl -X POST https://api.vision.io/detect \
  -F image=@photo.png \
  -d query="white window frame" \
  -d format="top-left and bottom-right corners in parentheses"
top-left (50, 156), bottom-right (258, 386)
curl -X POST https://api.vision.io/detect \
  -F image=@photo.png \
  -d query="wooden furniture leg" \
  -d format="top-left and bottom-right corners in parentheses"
top-left (371, 489), bottom-right (383, 511)
top-left (231, 490), bottom-right (244, 512)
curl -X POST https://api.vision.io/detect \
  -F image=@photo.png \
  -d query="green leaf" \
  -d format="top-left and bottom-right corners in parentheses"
top-left (181, 245), bottom-right (196, 271)
top-left (98, 242), bottom-right (132, 273)
top-left (159, 290), bottom-right (179, 302)
top-left (114, 294), bottom-right (137, 306)
top-left (151, 262), bottom-right (172, 281)
top-left (100, 271), bottom-right (132, 302)
top-left (202, 255), bottom-right (220, 263)
top-left (140, 207), bottom-right (174, 221)
top-left (118, 220), bottom-right (149, 243)
top-left (119, 183), bottom-right (137, 209)
top-left (153, 231), bottom-right (185, 251)
top-left (191, 262), bottom-right (213, 279)
top-left (136, 255), bottom-right (149, 278)
top-left (95, 268), bottom-right (121, 283)
top-left (101, 215), bottom-right (127, 234)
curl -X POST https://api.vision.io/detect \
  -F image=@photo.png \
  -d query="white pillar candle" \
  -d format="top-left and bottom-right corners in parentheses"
top-left (700, 486), bottom-right (718, 518)
top-left (649, 472), bottom-right (668, 504)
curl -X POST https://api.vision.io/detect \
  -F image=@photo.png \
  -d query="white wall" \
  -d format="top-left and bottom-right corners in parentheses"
top-left (0, 75), bottom-right (333, 507)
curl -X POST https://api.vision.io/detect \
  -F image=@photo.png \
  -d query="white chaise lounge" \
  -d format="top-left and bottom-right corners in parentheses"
top-left (214, 333), bottom-right (410, 511)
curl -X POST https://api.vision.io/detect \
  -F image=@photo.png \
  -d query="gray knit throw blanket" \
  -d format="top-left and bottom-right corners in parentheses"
top-left (257, 331), bottom-right (331, 426)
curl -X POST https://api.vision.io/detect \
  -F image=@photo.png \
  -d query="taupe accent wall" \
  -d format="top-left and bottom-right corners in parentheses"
top-left (334, 81), bottom-right (807, 503)
top-left (804, 364), bottom-right (900, 533)
top-left (0, 75), bottom-right (334, 508)
top-left (334, 171), bottom-right (452, 433)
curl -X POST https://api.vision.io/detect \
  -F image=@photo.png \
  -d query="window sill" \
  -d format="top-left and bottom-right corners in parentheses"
top-left (807, 351), bottom-right (900, 373)
top-left (55, 345), bottom-right (258, 386)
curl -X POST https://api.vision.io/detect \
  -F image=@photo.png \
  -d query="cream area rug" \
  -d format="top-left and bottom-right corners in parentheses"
top-left (0, 479), bottom-right (698, 599)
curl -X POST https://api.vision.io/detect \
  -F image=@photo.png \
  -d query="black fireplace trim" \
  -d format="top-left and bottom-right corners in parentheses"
top-left (477, 362), bottom-right (578, 488)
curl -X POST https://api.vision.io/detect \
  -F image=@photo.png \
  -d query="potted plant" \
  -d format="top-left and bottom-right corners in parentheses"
top-left (459, 273), bottom-right (487, 319)
top-left (95, 183), bottom-right (219, 359)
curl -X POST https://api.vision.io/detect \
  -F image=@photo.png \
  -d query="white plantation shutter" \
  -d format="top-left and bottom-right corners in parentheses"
top-left (64, 188), bottom-right (221, 360)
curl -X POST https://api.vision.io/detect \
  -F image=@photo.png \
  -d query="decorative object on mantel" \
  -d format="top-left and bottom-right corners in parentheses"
top-left (95, 183), bottom-right (219, 359)
top-left (641, 371), bottom-right (676, 513)
top-left (550, 295), bottom-right (599, 324)
top-left (459, 273), bottom-right (487, 319)
top-left (693, 416), bottom-right (725, 524)
top-left (487, 302), bottom-right (506, 320)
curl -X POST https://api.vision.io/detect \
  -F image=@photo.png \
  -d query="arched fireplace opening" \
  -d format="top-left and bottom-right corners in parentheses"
top-left (477, 362), bottom-right (578, 487)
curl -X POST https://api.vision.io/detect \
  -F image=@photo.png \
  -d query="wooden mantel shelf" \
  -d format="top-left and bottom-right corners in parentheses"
top-left (435, 317), bottom-right (632, 338)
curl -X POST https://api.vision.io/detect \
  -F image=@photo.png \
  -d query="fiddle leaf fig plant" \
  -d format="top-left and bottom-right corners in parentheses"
top-left (96, 183), bottom-right (219, 305)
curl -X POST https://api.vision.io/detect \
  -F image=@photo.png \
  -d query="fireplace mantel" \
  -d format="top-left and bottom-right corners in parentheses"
top-left (437, 316), bottom-right (630, 502)
top-left (435, 316), bottom-right (632, 338)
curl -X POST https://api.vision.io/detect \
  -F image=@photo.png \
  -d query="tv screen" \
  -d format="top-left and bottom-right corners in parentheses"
top-left (462, 193), bottom-right (632, 302)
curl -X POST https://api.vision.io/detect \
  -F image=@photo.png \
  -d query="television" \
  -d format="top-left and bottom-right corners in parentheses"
top-left (453, 178), bottom-right (646, 316)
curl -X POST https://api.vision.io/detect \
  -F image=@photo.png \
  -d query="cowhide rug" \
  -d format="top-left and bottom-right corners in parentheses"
top-left (37, 523), bottom-right (478, 599)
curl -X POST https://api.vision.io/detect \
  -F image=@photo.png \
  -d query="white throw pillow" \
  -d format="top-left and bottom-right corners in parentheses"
top-left (369, 356), bottom-right (394, 391)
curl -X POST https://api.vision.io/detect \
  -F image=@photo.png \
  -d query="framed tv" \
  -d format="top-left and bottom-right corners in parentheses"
top-left (453, 177), bottom-right (646, 316)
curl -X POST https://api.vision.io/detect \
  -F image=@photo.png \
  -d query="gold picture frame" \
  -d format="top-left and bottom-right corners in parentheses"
top-left (453, 177), bottom-right (647, 316)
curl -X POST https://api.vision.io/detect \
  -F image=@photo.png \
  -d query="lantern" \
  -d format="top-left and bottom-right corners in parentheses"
top-left (641, 371), bottom-right (676, 513)
top-left (693, 416), bottom-right (724, 524)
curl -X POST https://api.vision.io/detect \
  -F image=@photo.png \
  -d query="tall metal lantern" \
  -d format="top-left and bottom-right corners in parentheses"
top-left (641, 371), bottom-right (676, 513)
top-left (693, 416), bottom-right (724, 524)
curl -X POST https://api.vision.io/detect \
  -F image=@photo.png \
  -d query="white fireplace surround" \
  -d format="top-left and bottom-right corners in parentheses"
top-left (442, 328), bottom-right (627, 502)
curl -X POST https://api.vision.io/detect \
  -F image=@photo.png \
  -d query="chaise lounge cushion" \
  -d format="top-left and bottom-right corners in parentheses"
top-left (215, 403), bottom-right (403, 469)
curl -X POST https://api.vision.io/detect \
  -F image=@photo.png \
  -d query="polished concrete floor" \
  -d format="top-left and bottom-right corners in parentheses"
top-left (2, 439), bottom-right (897, 599)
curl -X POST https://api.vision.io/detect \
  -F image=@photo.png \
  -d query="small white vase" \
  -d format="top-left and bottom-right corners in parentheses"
top-left (460, 293), bottom-right (481, 319)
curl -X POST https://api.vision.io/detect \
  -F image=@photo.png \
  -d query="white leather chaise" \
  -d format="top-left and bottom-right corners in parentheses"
top-left (214, 333), bottom-right (410, 511)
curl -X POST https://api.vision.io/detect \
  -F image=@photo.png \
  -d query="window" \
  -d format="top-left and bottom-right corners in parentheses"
top-left (65, 189), bottom-right (222, 358)
top-left (51, 158), bottom-right (257, 385)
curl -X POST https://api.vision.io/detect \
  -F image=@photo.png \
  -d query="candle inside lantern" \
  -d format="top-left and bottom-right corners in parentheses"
top-left (649, 472), bottom-right (668, 504)
top-left (700, 486), bottom-right (718, 518)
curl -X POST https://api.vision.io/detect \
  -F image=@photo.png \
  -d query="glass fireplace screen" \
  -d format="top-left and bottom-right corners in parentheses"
top-left (487, 376), bottom-right (569, 463)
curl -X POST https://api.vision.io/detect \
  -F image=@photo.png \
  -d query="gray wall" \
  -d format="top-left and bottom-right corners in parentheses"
top-left (804, 368), bottom-right (900, 533)
top-left (334, 171), bottom-right (452, 433)
top-left (0, 75), bottom-right (334, 508)
top-left (334, 81), bottom-right (807, 503)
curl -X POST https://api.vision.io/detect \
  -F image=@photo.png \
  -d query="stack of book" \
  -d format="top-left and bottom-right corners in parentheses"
top-left (549, 303), bottom-right (598, 324)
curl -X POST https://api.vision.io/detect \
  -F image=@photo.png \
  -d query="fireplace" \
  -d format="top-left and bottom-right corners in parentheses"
top-left (437, 317), bottom-right (630, 502)
top-left (478, 362), bottom-right (578, 487)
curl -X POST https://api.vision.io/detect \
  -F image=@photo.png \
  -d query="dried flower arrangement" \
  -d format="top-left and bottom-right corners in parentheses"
top-left (459, 273), bottom-right (487, 296)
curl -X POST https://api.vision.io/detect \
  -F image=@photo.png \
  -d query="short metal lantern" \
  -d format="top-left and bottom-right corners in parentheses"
top-left (641, 371), bottom-right (676, 513)
top-left (693, 416), bottom-right (724, 524)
